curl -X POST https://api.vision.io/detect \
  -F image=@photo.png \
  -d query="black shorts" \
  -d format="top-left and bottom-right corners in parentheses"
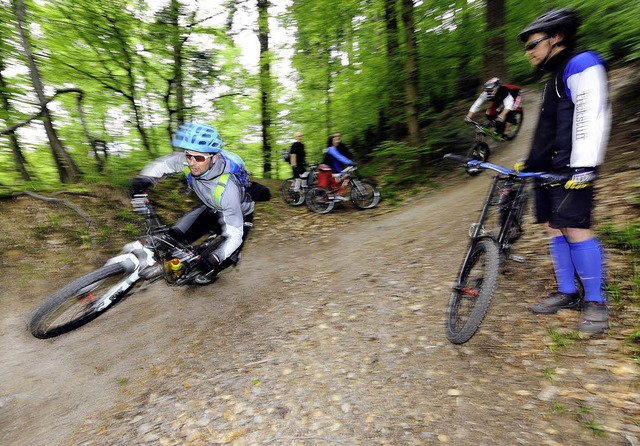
top-left (534, 183), bottom-right (594, 229)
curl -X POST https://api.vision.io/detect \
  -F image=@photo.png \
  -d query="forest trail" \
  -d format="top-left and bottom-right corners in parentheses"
top-left (1, 82), bottom-right (639, 445)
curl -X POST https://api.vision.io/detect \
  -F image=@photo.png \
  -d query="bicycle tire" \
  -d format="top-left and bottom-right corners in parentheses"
top-left (504, 109), bottom-right (523, 141)
top-left (306, 186), bottom-right (335, 214)
top-left (30, 263), bottom-right (133, 338)
top-left (446, 239), bottom-right (500, 344)
top-left (280, 178), bottom-right (305, 206)
top-left (350, 180), bottom-right (381, 209)
top-left (466, 142), bottom-right (490, 176)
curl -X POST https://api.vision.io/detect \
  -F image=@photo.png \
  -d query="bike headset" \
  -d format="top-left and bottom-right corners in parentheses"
top-left (518, 8), bottom-right (580, 69)
top-left (172, 122), bottom-right (223, 178)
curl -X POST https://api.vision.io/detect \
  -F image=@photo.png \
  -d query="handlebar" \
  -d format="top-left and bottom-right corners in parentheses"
top-left (443, 153), bottom-right (569, 185)
top-left (465, 118), bottom-right (494, 131)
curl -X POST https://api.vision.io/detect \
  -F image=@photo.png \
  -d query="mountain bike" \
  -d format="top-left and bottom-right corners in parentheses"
top-left (305, 165), bottom-right (381, 214)
top-left (280, 163), bottom-right (319, 206)
top-left (29, 200), bottom-right (243, 339)
top-left (443, 153), bottom-right (566, 344)
top-left (465, 111), bottom-right (523, 175)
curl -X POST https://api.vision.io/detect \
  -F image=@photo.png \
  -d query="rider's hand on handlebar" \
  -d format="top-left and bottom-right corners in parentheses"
top-left (131, 193), bottom-right (151, 216)
top-left (464, 116), bottom-right (472, 124)
top-left (513, 160), bottom-right (525, 173)
top-left (565, 168), bottom-right (596, 189)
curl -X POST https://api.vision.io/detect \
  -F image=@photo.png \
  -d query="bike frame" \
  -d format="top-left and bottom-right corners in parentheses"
top-left (446, 155), bottom-right (565, 281)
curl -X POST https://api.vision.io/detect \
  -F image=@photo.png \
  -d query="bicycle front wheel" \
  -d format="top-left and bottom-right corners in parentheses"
top-left (280, 178), bottom-right (305, 206)
top-left (466, 142), bottom-right (490, 176)
top-left (350, 179), bottom-right (381, 209)
top-left (446, 239), bottom-right (500, 344)
top-left (30, 263), bottom-right (133, 338)
top-left (306, 186), bottom-right (335, 214)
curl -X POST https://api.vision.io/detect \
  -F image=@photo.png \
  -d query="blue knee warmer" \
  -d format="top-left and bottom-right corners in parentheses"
top-left (549, 235), bottom-right (577, 294)
top-left (569, 238), bottom-right (605, 304)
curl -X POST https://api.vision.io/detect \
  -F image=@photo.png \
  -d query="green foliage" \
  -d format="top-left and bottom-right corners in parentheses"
top-left (546, 327), bottom-right (581, 352)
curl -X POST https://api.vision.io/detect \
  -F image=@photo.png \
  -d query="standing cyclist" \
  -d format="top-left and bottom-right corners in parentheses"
top-left (517, 9), bottom-right (611, 333)
top-left (465, 77), bottom-right (522, 136)
top-left (289, 132), bottom-right (306, 190)
top-left (130, 122), bottom-right (254, 286)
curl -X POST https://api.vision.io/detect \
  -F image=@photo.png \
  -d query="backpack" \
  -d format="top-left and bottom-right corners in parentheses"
top-left (281, 149), bottom-right (291, 163)
top-left (217, 150), bottom-right (271, 204)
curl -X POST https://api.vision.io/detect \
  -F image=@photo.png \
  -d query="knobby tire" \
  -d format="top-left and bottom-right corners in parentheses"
top-left (280, 178), bottom-right (305, 206)
top-left (306, 186), bottom-right (335, 214)
top-left (350, 180), bottom-right (381, 210)
top-left (446, 239), bottom-right (500, 344)
top-left (504, 109), bottom-right (524, 141)
top-left (466, 142), bottom-right (490, 176)
top-left (29, 263), bottom-right (133, 339)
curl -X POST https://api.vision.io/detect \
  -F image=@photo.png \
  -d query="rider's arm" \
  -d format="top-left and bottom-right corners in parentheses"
top-left (133, 152), bottom-right (187, 192)
top-left (468, 91), bottom-right (488, 115)
top-left (564, 51), bottom-right (611, 168)
top-left (327, 146), bottom-right (354, 166)
top-left (211, 181), bottom-right (246, 262)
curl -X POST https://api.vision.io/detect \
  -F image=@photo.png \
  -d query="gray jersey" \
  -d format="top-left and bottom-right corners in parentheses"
top-left (139, 151), bottom-right (254, 260)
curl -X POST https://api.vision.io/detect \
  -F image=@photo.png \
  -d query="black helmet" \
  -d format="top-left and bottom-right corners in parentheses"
top-left (518, 8), bottom-right (580, 42)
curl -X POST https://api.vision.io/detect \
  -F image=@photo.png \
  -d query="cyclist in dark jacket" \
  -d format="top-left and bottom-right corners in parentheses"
top-left (518, 9), bottom-right (611, 333)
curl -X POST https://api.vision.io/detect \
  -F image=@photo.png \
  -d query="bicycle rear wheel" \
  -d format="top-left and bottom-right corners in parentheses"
top-left (446, 239), bottom-right (500, 344)
top-left (280, 178), bottom-right (305, 206)
top-left (30, 263), bottom-right (133, 338)
top-left (504, 109), bottom-right (523, 141)
top-left (350, 179), bottom-right (381, 209)
top-left (306, 186), bottom-right (335, 214)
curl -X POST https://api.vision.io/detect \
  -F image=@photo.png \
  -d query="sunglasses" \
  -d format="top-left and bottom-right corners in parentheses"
top-left (185, 152), bottom-right (214, 163)
top-left (524, 35), bottom-right (552, 51)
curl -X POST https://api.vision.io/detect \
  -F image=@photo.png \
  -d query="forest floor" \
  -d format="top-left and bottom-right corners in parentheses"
top-left (0, 66), bottom-right (639, 446)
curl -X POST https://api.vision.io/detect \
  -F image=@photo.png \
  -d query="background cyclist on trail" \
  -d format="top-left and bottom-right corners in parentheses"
top-left (130, 122), bottom-right (254, 286)
top-left (323, 133), bottom-right (355, 174)
top-left (465, 77), bottom-right (522, 136)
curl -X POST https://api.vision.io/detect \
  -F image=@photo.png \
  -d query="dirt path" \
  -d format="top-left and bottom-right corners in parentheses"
top-left (1, 88), bottom-right (639, 445)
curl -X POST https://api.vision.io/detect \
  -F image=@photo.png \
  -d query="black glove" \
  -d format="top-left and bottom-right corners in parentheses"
top-left (197, 253), bottom-right (221, 273)
top-left (130, 193), bottom-right (151, 216)
top-left (130, 176), bottom-right (154, 195)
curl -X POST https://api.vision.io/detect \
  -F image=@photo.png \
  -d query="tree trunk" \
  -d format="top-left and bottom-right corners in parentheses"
top-left (257, 0), bottom-right (272, 178)
top-left (0, 60), bottom-right (31, 181)
top-left (484, 0), bottom-right (507, 80)
top-left (170, 0), bottom-right (185, 129)
top-left (384, 0), bottom-right (403, 140)
top-left (401, 0), bottom-right (420, 147)
top-left (13, 0), bottom-right (80, 183)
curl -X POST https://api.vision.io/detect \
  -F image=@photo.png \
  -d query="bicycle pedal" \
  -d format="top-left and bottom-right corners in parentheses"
top-left (509, 254), bottom-right (527, 263)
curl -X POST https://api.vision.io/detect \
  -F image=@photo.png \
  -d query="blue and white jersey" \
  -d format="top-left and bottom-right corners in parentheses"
top-left (563, 51), bottom-right (611, 168)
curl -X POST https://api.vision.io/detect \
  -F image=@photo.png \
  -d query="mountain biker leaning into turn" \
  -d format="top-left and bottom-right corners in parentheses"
top-left (465, 77), bottom-right (522, 136)
top-left (130, 122), bottom-right (254, 286)
top-left (517, 9), bottom-right (611, 333)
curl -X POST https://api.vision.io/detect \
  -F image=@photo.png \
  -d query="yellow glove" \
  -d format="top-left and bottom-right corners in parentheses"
top-left (565, 168), bottom-right (596, 189)
top-left (513, 161), bottom-right (525, 173)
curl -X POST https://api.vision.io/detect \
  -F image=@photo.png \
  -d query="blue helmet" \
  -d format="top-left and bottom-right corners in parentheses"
top-left (172, 122), bottom-right (223, 153)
